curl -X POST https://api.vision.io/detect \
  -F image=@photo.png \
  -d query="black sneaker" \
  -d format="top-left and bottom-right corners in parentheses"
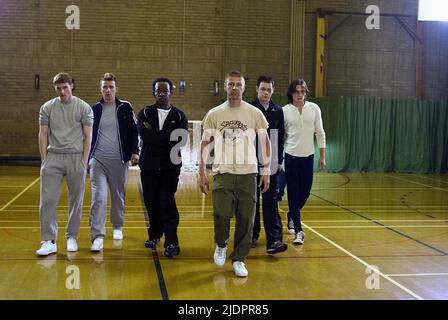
top-left (267, 240), bottom-right (288, 254)
top-left (250, 238), bottom-right (258, 248)
top-left (145, 238), bottom-right (160, 249)
top-left (164, 244), bottom-right (180, 258)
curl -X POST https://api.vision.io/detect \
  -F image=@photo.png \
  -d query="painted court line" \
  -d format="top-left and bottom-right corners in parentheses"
top-left (0, 219), bottom-right (446, 223)
top-left (0, 177), bottom-right (40, 212)
top-left (314, 187), bottom-right (424, 190)
top-left (2, 225), bottom-right (448, 231)
top-left (302, 222), bottom-right (424, 300)
top-left (415, 175), bottom-right (448, 185)
top-left (387, 273), bottom-right (448, 277)
top-left (388, 175), bottom-right (448, 192)
top-left (310, 194), bottom-right (448, 255)
top-left (0, 186), bottom-right (28, 188)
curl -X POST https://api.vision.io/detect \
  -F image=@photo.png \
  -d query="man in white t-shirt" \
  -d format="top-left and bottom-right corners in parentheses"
top-left (283, 79), bottom-right (326, 245)
top-left (199, 71), bottom-right (271, 278)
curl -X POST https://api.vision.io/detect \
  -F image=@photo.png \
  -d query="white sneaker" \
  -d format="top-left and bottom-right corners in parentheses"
top-left (113, 229), bottom-right (123, 240)
top-left (67, 237), bottom-right (78, 252)
top-left (287, 212), bottom-right (295, 235)
top-left (214, 245), bottom-right (227, 267)
top-left (90, 237), bottom-right (104, 252)
top-left (293, 231), bottom-right (305, 245)
top-left (233, 261), bottom-right (248, 277)
top-left (36, 241), bottom-right (57, 256)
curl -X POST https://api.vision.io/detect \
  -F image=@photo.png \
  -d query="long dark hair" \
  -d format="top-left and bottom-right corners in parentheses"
top-left (286, 79), bottom-right (309, 103)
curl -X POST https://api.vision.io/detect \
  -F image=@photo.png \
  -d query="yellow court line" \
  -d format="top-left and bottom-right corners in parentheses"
top-left (0, 177), bottom-right (40, 212)
top-left (302, 222), bottom-right (424, 300)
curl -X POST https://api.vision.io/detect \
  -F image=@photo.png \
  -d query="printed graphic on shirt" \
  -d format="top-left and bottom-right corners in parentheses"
top-left (219, 120), bottom-right (249, 146)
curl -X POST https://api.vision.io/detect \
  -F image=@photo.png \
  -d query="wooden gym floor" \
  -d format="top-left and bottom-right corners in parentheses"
top-left (0, 166), bottom-right (447, 300)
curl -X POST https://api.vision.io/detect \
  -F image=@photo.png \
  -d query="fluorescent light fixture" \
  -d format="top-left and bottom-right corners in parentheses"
top-left (418, 0), bottom-right (448, 22)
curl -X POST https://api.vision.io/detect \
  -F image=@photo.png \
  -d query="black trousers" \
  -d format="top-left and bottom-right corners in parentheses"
top-left (285, 153), bottom-right (314, 233)
top-left (140, 169), bottom-right (180, 247)
top-left (252, 172), bottom-right (284, 246)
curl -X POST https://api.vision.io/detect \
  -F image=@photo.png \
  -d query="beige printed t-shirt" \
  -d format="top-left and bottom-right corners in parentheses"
top-left (202, 100), bottom-right (269, 175)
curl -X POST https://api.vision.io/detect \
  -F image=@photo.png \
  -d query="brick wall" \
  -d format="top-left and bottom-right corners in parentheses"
top-left (0, 0), bottom-right (447, 157)
top-left (0, 0), bottom-right (292, 157)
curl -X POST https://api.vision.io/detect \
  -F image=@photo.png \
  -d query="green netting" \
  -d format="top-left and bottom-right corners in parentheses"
top-left (315, 97), bottom-right (448, 173)
top-left (224, 95), bottom-right (447, 173)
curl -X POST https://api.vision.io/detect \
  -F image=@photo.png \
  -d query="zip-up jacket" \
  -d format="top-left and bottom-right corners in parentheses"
top-left (89, 97), bottom-right (139, 162)
top-left (250, 98), bottom-right (285, 168)
top-left (137, 104), bottom-right (188, 171)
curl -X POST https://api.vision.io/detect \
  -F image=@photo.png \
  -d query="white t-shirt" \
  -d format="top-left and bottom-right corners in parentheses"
top-left (283, 101), bottom-right (326, 157)
top-left (202, 100), bottom-right (269, 175)
top-left (157, 108), bottom-right (171, 130)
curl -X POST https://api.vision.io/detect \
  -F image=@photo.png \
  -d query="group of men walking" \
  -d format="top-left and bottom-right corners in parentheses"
top-left (36, 70), bottom-right (325, 278)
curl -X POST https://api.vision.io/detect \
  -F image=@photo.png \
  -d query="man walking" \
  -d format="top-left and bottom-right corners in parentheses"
top-left (88, 73), bottom-right (139, 252)
top-left (137, 77), bottom-right (188, 258)
top-left (36, 72), bottom-right (93, 256)
top-left (199, 71), bottom-right (271, 277)
top-left (250, 75), bottom-right (287, 254)
top-left (283, 79), bottom-right (326, 245)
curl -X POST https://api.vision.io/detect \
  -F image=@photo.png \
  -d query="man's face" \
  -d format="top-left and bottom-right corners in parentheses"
top-left (154, 81), bottom-right (171, 107)
top-left (292, 84), bottom-right (307, 105)
top-left (101, 80), bottom-right (117, 103)
top-left (225, 76), bottom-right (245, 102)
top-left (55, 82), bottom-right (73, 103)
top-left (256, 81), bottom-right (274, 105)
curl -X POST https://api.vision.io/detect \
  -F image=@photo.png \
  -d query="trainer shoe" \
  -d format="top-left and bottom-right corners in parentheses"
top-left (233, 261), bottom-right (248, 277)
top-left (144, 238), bottom-right (160, 248)
top-left (90, 237), bottom-right (104, 252)
top-left (66, 237), bottom-right (78, 252)
top-left (267, 240), bottom-right (288, 254)
top-left (214, 245), bottom-right (227, 267)
top-left (36, 240), bottom-right (57, 256)
top-left (293, 231), bottom-right (305, 245)
top-left (113, 229), bottom-right (123, 240)
top-left (287, 212), bottom-right (295, 235)
top-left (164, 244), bottom-right (180, 258)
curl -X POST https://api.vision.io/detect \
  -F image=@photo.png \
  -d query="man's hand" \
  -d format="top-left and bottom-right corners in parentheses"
top-left (198, 173), bottom-right (209, 195)
top-left (83, 158), bottom-right (89, 172)
top-left (259, 175), bottom-right (270, 193)
top-left (130, 153), bottom-right (139, 166)
top-left (318, 158), bottom-right (326, 171)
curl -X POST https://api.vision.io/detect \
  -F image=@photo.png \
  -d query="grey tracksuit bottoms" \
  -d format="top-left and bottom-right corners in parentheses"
top-left (89, 157), bottom-right (128, 241)
top-left (39, 152), bottom-right (87, 241)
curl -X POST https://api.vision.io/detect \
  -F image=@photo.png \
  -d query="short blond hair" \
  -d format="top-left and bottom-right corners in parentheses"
top-left (225, 70), bottom-right (245, 85)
